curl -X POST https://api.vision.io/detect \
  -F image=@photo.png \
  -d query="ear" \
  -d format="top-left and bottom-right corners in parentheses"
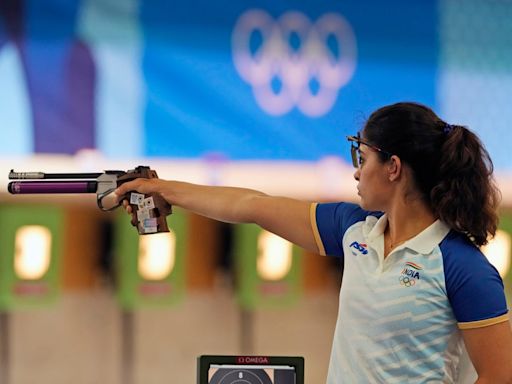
top-left (387, 155), bottom-right (402, 182)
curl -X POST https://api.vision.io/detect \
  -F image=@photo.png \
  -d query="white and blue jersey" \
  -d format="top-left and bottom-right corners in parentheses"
top-left (310, 202), bottom-right (509, 383)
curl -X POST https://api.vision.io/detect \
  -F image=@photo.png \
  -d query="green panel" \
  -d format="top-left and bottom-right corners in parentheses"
top-left (114, 208), bottom-right (187, 309)
top-left (234, 224), bottom-right (302, 309)
top-left (0, 205), bottom-right (63, 310)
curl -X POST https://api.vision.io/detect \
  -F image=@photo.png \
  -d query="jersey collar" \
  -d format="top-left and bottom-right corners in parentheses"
top-left (366, 214), bottom-right (451, 254)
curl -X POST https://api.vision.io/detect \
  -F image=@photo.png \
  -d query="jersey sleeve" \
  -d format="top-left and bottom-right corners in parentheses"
top-left (310, 202), bottom-right (370, 257)
top-left (441, 232), bottom-right (509, 329)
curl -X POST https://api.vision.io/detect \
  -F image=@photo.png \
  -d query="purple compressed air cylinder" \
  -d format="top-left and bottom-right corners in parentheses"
top-left (8, 181), bottom-right (98, 194)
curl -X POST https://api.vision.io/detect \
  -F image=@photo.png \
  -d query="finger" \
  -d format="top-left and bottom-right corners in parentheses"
top-left (114, 178), bottom-right (147, 196)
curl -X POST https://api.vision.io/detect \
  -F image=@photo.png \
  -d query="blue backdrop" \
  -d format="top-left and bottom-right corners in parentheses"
top-left (0, 0), bottom-right (510, 169)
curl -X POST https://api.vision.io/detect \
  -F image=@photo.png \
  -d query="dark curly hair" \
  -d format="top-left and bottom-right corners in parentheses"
top-left (362, 102), bottom-right (500, 246)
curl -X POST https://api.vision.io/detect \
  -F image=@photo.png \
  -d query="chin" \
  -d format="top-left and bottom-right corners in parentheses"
top-left (359, 198), bottom-right (380, 212)
top-left (360, 202), bottom-right (372, 211)
top-left (358, 197), bottom-right (369, 210)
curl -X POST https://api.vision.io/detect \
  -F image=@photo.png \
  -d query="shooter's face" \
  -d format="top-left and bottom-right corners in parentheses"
top-left (353, 144), bottom-right (393, 212)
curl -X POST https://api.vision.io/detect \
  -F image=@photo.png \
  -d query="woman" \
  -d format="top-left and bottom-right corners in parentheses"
top-left (116, 102), bottom-right (512, 383)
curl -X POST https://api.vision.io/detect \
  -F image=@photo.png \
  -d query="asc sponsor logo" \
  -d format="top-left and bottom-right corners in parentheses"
top-left (349, 241), bottom-right (368, 255)
top-left (399, 261), bottom-right (422, 287)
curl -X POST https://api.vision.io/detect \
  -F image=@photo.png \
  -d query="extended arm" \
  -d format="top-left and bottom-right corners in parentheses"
top-left (462, 320), bottom-right (512, 383)
top-left (115, 178), bottom-right (319, 252)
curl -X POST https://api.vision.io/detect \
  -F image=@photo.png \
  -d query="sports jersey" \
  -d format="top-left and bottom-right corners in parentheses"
top-left (310, 202), bottom-right (509, 383)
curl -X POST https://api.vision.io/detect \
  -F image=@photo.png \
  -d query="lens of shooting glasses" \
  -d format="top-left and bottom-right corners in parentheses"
top-left (350, 144), bottom-right (360, 168)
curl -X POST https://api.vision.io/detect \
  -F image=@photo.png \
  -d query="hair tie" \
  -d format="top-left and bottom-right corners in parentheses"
top-left (443, 123), bottom-right (454, 135)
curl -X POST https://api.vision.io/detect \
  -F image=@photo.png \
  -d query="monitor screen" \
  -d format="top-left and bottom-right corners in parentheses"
top-left (197, 355), bottom-right (304, 384)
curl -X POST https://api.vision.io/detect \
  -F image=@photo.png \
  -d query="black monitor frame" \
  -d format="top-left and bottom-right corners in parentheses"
top-left (197, 355), bottom-right (304, 384)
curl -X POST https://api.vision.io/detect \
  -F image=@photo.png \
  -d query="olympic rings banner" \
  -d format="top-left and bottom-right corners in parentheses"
top-left (231, 10), bottom-right (357, 118)
top-left (0, 0), bottom-right (510, 169)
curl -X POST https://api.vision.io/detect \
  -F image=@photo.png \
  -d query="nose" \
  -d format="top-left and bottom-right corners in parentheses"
top-left (353, 168), bottom-right (360, 181)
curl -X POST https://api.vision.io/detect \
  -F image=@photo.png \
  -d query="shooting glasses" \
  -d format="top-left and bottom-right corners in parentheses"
top-left (346, 133), bottom-right (392, 168)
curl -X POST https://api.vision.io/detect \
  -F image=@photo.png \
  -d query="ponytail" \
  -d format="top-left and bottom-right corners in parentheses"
top-left (364, 102), bottom-right (501, 247)
top-left (430, 125), bottom-right (501, 246)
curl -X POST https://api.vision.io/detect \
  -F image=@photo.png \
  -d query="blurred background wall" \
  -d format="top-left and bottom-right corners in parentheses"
top-left (0, 0), bottom-right (511, 383)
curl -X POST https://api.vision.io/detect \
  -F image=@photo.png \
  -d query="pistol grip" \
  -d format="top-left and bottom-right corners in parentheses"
top-left (153, 194), bottom-right (172, 234)
top-left (155, 215), bottom-right (170, 234)
top-left (128, 192), bottom-right (172, 235)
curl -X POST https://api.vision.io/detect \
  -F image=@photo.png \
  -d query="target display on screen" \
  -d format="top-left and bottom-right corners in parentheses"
top-left (197, 355), bottom-right (304, 384)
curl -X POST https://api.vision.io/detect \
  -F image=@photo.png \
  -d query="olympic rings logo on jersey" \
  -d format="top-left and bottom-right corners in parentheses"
top-left (399, 276), bottom-right (416, 287)
top-left (231, 9), bottom-right (357, 117)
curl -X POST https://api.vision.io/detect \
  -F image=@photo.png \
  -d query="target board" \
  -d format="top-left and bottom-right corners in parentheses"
top-left (197, 356), bottom-right (304, 384)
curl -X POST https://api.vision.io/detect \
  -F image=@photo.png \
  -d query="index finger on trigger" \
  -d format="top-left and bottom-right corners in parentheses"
top-left (114, 178), bottom-right (142, 197)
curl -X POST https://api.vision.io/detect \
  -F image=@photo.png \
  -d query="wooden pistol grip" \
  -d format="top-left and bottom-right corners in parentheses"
top-left (153, 193), bottom-right (172, 233)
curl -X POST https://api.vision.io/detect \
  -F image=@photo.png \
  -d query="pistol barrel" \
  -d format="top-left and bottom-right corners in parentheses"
top-left (9, 170), bottom-right (103, 180)
top-left (8, 181), bottom-right (98, 194)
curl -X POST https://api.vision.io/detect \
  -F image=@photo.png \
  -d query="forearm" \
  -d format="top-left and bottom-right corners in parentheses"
top-left (115, 178), bottom-right (318, 252)
top-left (161, 180), bottom-right (266, 224)
top-left (166, 181), bottom-right (317, 250)
top-left (169, 182), bottom-right (316, 249)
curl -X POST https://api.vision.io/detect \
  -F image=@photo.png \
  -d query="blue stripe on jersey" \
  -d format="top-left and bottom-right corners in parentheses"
top-left (441, 231), bottom-right (508, 323)
top-left (315, 202), bottom-right (381, 257)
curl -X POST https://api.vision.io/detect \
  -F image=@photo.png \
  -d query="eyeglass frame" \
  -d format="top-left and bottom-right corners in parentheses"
top-left (346, 133), bottom-right (393, 168)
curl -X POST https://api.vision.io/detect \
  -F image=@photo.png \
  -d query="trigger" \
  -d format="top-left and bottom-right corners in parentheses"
top-left (97, 188), bottom-right (122, 211)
